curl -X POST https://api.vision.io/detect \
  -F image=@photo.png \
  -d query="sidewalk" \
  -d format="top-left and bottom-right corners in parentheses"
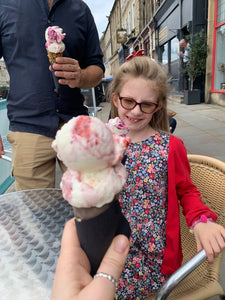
top-left (167, 96), bottom-right (225, 162)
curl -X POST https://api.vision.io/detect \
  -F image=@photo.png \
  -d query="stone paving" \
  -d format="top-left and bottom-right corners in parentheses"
top-left (167, 97), bottom-right (225, 163)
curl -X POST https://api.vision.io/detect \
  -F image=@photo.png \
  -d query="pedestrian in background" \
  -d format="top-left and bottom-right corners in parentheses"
top-left (109, 56), bottom-right (225, 299)
top-left (0, 0), bottom-right (104, 190)
top-left (180, 38), bottom-right (190, 90)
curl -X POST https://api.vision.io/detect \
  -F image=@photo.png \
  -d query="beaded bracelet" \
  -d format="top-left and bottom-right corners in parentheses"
top-left (189, 214), bottom-right (214, 234)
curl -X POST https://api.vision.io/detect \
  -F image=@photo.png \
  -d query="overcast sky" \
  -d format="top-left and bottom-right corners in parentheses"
top-left (84, 0), bottom-right (114, 38)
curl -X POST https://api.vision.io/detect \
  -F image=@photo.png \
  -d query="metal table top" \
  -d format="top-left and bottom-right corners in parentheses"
top-left (0, 188), bottom-right (74, 300)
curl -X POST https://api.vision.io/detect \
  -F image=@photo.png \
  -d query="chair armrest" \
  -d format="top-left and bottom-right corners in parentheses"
top-left (155, 250), bottom-right (206, 300)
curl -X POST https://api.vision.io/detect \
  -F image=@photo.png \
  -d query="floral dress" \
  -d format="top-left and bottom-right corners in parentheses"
top-left (116, 132), bottom-right (170, 300)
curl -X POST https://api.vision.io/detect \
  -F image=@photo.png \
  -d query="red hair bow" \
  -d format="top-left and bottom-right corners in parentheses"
top-left (126, 49), bottom-right (145, 61)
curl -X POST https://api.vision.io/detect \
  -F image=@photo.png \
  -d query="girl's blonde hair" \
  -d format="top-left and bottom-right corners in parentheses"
top-left (109, 56), bottom-right (169, 132)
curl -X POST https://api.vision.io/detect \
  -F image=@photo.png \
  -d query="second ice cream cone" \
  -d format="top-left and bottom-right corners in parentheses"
top-left (45, 26), bottom-right (66, 94)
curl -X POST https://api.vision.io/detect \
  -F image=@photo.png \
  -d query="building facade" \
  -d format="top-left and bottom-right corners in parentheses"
top-left (153, 0), bottom-right (208, 96)
top-left (130, 0), bottom-right (158, 58)
top-left (100, 23), bottom-right (113, 78)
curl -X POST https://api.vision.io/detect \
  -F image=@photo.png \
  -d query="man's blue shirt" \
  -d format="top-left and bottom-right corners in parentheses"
top-left (0, 0), bottom-right (105, 138)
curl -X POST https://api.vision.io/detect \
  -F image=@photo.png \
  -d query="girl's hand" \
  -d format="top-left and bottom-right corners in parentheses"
top-left (51, 219), bottom-right (130, 300)
top-left (193, 221), bottom-right (225, 263)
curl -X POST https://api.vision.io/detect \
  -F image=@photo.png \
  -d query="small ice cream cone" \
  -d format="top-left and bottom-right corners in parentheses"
top-left (45, 26), bottom-right (66, 94)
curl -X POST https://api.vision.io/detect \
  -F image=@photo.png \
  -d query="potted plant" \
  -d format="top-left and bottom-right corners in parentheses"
top-left (217, 63), bottom-right (225, 90)
top-left (0, 85), bottom-right (9, 99)
top-left (181, 29), bottom-right (208, 105)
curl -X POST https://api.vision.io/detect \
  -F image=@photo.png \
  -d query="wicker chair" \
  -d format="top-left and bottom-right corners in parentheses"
top-left (145, 154), bottom-right (225, 300)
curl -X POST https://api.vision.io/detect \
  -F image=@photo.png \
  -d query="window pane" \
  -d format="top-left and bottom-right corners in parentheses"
top-left (215, 24), bottom-right (225, 90)
top-left (171, 37), bottom-right (179, 62)
top-left (162, 43), bottom-right (168, 72)
top-left (217, 0), bottom-right (225, 24)
top-left (170, 37), bottom-right (179, 79)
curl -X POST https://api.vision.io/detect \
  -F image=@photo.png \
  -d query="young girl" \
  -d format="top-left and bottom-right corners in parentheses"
top-left (109, 56), bottom-right (225, 299)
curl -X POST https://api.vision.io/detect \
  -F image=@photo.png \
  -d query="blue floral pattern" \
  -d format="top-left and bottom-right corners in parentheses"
top-left (116, 132), bottom-right (170, 299)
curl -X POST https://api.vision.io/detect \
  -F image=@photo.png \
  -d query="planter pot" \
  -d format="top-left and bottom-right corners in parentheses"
top-left (1, 89), bottom-right (8, 99)
top-left (183, 89), bottom-right (201, 105)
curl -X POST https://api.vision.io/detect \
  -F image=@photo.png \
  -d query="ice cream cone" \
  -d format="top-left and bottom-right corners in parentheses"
top-left (45, 26), bottom-right (66, 95)
top-left (47, 51), bottom-right (63, 65)
top-left (74, 199), bottom-right (131, 276)
top-left (52, 116), bottom-right (131, 275)
top-left (46, 50), bottom-right (64, 95)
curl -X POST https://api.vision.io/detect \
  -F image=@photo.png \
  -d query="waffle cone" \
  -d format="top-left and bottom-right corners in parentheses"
top-left (47, 51), bottom-right (63, 64)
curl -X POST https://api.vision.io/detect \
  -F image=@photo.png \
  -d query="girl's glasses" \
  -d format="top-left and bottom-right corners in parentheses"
top-left (119, 96), bottom-right (158, 114)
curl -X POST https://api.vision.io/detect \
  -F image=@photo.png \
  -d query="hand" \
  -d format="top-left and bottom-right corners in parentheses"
top-left (193, 221), bottom-right (225, 263)
top-left (50, 57), bottom-right (81, 89)
top-left (51, 219), bottom-right (130, 300)
top-left (50, 57), bottom-right (103, 89)
top-left (0, 135), bottom-right (5, 158)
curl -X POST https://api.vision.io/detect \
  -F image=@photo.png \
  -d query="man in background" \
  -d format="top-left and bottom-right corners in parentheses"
top-left (180, 39), bottom-right (190, 90)
top-left (0, 0), bottom-right (104, 190)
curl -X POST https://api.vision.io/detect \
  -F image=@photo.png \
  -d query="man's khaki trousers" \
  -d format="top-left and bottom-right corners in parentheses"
top-left (7, 131), bottom-right (66, 191)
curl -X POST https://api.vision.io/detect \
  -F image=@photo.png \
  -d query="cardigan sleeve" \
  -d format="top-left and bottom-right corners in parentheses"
top-left (161, 135), bottom-right (217, 275)
top-left (171, 135), bottom-right (217, 226)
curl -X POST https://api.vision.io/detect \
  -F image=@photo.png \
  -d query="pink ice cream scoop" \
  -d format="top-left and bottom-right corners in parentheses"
top-left (61, 164), bottom-right (127, 208)
top-left (52, 115), bottom-right (130, 208)
top-left (107, 117), bottom-right (129, 137)
top-left (45, 26), bottom-right (66, 54)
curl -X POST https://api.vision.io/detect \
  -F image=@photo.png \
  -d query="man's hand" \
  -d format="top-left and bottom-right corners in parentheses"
top-left (50, 57), bottom-right (103, 89)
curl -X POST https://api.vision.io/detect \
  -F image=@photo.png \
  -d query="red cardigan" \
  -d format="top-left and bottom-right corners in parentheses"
top-left (161, 135), bottom-right (217, 275)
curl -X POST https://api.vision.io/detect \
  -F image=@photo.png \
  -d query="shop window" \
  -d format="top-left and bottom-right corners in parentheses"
top-left (171, 37), bottom-right (179, 63)
top-left (214, 24), bottom-right (225, 91)
top-left (132, 1), bottom-right (135, 29)
top-left (162, 43), bottom-right (168, 63)
top-left (212, 0), bottom-right (225, 92)
top-left (128, 10), bottom-right (131, 34)
top-left (143, 37), bottom-right (150, 57)
top-left (170, 37), bottom-right (179, 79)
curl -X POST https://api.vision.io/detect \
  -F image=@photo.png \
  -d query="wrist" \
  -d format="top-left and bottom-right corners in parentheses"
top-left (189, 215), bottom-right (214, 234)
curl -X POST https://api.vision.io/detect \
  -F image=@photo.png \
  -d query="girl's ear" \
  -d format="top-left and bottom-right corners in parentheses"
top-left (154, 101), bottom-right (162, 114)
top-left (112, 93), bottom-right (119, 108)
top-left (157, 101), bottom-right (163, 111)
